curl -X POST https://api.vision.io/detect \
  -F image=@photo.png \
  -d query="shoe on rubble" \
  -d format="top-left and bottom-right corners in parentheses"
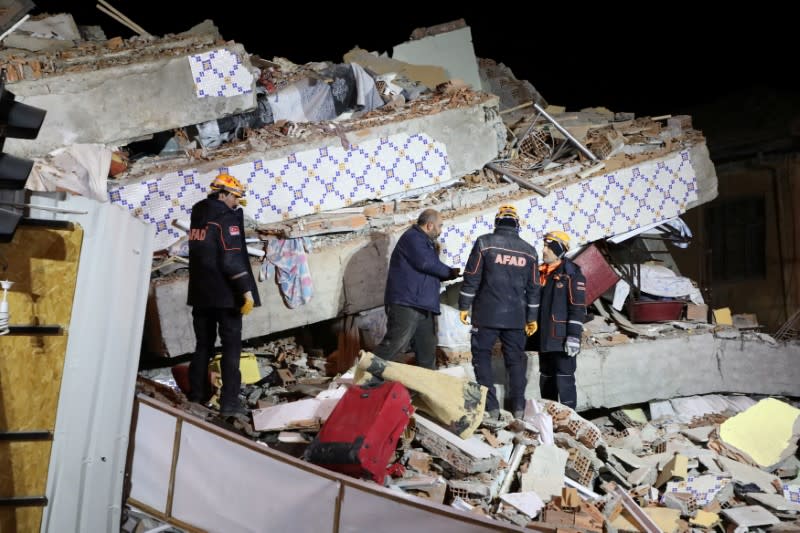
top-left (219, 404), bottom-right (249, 418)
top-left (513, 409), bottom-right (524, 420)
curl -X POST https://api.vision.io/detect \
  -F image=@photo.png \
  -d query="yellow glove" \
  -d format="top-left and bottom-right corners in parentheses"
top-left (525, 321), bottom-right (538, 336)
top-left (459, 310), bottom-right (470, 325)
top-left (240, 291), bottom-right (254, 316)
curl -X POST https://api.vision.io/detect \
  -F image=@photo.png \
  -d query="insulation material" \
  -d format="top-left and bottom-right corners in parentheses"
top-left (0, 441), bottom-right (50, 531)
top-left (440, 149), bottom-right (698, 267)
top-left (189, 48), bottom-right (254, 98)
top-left (0, 226), bottom-right (82, 429)
top-left (109, 133), bottom-right (453, 249)
top-left (718, 398), bottom-right (800, 469)
top-left (355, 351), bottom-right (486, 439)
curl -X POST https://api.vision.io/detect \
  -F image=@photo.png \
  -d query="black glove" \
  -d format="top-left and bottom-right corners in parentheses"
top-left (447, 267), bottom-right (461, 280)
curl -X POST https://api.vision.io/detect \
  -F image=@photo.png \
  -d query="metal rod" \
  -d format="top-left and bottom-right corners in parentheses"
top-left (533, 103), bottom-right (598, 162)
top-left (0, 496), bottom-right (48, 507)
top-left (485, 162), bottom-right (549, 196)
top-left (6, 325), bottom-right (62, 335)
top-left (0, 202), bottom-right (88, 215)
top-left (0, 431), bottom-right (53, 441)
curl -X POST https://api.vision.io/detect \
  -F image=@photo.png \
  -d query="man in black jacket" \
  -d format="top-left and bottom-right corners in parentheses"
top-left (531, 230), bottom-right (587, 409)
top-left (373, 208), bottom-right (460, 369)
top-left (458, 205), bottom-right (540, 420)
top-left (187, 173), bottom-right (260, 417)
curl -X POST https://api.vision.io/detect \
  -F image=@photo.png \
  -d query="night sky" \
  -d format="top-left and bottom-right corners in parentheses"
top-left (24, 2), bottom-right (797, 118)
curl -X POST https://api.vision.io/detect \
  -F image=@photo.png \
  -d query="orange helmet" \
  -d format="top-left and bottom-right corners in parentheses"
top-left (209, 173), bottom-right (245, 197)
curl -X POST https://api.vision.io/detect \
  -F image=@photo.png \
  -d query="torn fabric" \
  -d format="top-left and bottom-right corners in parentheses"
top-left (27, 143), bottom-right (112, 202)
top-left (260, 238), bottom-right (313, 308)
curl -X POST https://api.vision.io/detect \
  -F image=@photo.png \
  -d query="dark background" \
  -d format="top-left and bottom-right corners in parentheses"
top-left (26, 2), bottom-right (797, 118)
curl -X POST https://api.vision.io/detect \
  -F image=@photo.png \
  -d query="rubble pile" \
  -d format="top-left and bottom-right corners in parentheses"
top-left (138, 343), bottom-right (800, 532)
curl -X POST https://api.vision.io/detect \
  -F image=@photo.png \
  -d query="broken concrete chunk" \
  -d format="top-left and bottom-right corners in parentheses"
top-left (746, 492), bottom-right (800, 513)
top-left (722, 505), bottom-right (780, 528)
top-left (413, 415), bottom-right (500, 474)
top-left (717, 456), bottom-right (781, 494)
top-left (500, 491), bottom-right (545, 519)
top-left (520, 445), bottom-right (568, 502)
top-left (681, 425), bottom-right (714, 443)
top-left (643, 507), bottom-right (680, 533)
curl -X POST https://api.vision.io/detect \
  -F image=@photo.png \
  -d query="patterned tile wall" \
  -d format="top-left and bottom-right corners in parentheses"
top-left (664, 475), bottom-right (731, 506)
top-left (785, 483), bottom-right (800, 504)
top-left (439, 150), bottom-right (698, 267)
top-left (109, 133), bottom-right (451, 250)
top-left (189, 48), bottom-right (254, 98)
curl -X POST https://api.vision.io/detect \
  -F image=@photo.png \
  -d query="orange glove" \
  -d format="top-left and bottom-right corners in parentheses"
top-left (240, 291), bottom-right (254, 315)
top-left (524, 321), bottom-right (538, 336)
top-left (459, 310), bottom-right (470, 325)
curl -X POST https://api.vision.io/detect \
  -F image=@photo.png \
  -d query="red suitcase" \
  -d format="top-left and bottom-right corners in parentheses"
top-left (572, 243), bottom-right (620, 306)
top-left (305, 381), bottom-right (414, 484)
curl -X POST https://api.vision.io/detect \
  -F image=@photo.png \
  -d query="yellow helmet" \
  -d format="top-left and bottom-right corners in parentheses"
top-left (209, 173), bottom-right (246, 197)
top-left (495, 204), bottom-right (520, 227)
top-left (544, 230), bottom-right (571, 258)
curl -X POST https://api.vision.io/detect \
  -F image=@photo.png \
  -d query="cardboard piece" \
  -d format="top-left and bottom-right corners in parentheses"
top-left (655, 454), bottom-right (688, 488)
top-left (718, 398), bottom-right (800, 469)
top-left (712, 307), bottom-right (733, 325)
top-left (343, 47), bottom-right (448, 89)
top-left (643, 507), bottom-right (680, 533)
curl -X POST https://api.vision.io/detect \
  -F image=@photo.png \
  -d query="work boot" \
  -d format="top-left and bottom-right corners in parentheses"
top-left (513, 409), bottom-right (524, 420)
top-left (482, 409), bottom-right (504, 429)
top-left (220, 403), bottom-right (249, 418)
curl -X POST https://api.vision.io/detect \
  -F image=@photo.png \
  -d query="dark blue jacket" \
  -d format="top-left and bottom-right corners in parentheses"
top-left (458, 226), bottom-right (540, 329)
top-left (187, 197), bottom-right (261, 309)
top-left (531, 259), bottom-right (586, 353)
top-left (384, 225), bottom-right (452, 314)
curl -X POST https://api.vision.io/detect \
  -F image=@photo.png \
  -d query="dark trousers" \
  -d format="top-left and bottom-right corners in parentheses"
top-left (373, 304), bottom-right (437, 369)
top-left (470, 327), bottom-right (527, 412)
top-left (189, 307), bottom-right (242, 409)
top-left (539, 351), bottom-right (577, 409)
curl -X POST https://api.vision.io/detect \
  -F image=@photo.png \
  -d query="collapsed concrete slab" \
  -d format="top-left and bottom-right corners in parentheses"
top-left (146, 138), bottom-right (717, 356)
top-left (110, 92), bottom-right (504, 250)
top-left (3, 32), bottom-right (256, 158)
top-left (519, 333), bottom-right (800, 410)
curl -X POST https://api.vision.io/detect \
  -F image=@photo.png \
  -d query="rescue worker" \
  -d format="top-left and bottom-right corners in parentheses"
top-left (458, 205), bottom-right (540, 420)
top-left (187, 173), bottom-right (260, 417)
top-left (374, 208), bottom-right (460, 369)
top-left (531, 230), bottom-right (586, 409)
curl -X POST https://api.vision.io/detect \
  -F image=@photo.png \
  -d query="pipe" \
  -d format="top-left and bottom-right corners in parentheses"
top-left (485, 162), bottom-right (549, 196)
top-left (533, 103), bottom-right (598, 162)
top-left (498, 444), bottom-right (526, 496)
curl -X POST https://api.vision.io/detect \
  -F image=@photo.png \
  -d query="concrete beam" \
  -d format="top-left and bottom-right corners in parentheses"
top-left (517, 334), bottom-right (800, 410)
top-left (5, 40), bottom-right (256, 158)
